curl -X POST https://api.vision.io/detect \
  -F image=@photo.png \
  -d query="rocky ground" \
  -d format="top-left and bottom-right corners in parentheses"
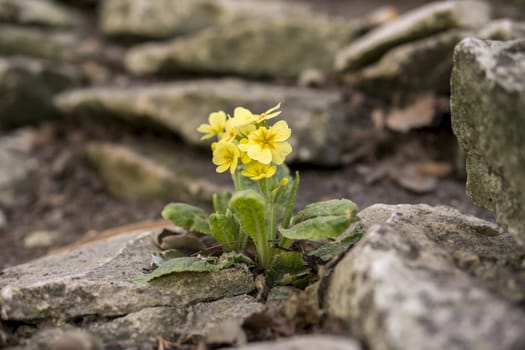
top-left (0, 0), bottom-right (524, 349)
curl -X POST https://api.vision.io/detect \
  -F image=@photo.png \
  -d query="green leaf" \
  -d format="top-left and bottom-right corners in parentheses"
top-left (161, 203), bottom-right (210, 234)
top-left (266, 251), bottom-right (310, 286)
top-left (134, 256), bottom-right (233, 283)
top-left (307, 233), bottom-right (362, 263)
top-left (209, 211), bottom-right (239, 248)
top-left (280, 199), bottom-right (358, 240)
top-left (230, 189), bottom-right (270, 266)
top-left (230, 190), bottom-right (267, 244)
top-left (292, 199), bottom-right (358, 225)
top-left (280, 216), bottom-right (351, 240)
top-left (213, 192), bottom-right (232, 214)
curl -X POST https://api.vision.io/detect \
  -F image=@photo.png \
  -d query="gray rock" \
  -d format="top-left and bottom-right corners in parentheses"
top-left (451, 38), bottom-right (525, 247)
top-left (0, 230), bottom-right (255, 321)
top-left (16, 327), bottom-right (103, 350)
top-left (326, 204), bottom-right (525, 350)
top-left (55, 79), bottom-right (348, 165)
top-left (478, 19), bottom-right (525, 40)
top-left (85, 141), bottom-right (225, 202)
top-left (351, 30), bottom-right (468, 98)
top-left (23, 230), bottom-right (61, 248)
top-left (0, 0), bottom-right (80, 28)
top-left (125, 17), bottom-right (359, 80)
top-left (89, 294), bottom-right (262, 343)
top-left (100, 0), bottom-right (311, 40)
top-left (231, 335), bottom-right (362, 350)
top-left (335, 0), bottom-right (490, 72)
top-left (0, 129), bottom-right (36, 206)
top-left (0, 57), bottom-right (81, 129)
top-left (0, 25), bottom-right (80, 61)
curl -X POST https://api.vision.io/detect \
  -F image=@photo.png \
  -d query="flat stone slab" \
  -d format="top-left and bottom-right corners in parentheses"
top-left (86, 140), bottom-right (225, 202)
top-left (326, 204), bottom-right (525, 350)
top-left (100, 0), bottom-right (311, 40)
top-left (335, 0), bottom-right (489, 72)
top-left (0, 230), bottom-right (255, 322)
top-left (55, 79), bottom-right (348, 165)
top-left (124, 16), bottom-right (360, 80)
top-left (451, 38), bottom-right (525, 248)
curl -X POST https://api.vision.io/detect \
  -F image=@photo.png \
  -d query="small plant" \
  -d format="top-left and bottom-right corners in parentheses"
top-left (136, 104), bottom-right (359, 285)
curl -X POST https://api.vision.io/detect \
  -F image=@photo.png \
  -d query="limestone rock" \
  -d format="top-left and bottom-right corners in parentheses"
top-left (0, 230), bottom-right (255, 321)
top-left (100, 0), bottom-right (311, 40)
top-left (335, 0), bottom-right (490, 72)
top-left (326, 204), bottom-right (525, 350)
top-left (85, 141), bottom-right (224, 202)
top-left (351, 30), bottom-right (468, 98)
top-left (0, 25), bottom-right (80, 61)
top-left (125, 17), bottom-right (359, 80)
top-left (0, 129), bottom-right (36, 206)
top-left (0, 57), bottom-right (81, 129)
top-left (232, 335), bottom-right (362, 350)
top-left (0, 0), bottom-right (80, 28)
top-left (88, 295), bottom-right (263, 345)
top-left (451, 38), bottom-right (525, 247)
top-left (55, 79), bottom-right (348, 165)
top-left (16, 327), bottom-right (104, 350)
top-left (478, 19), bottom-right (525, 40)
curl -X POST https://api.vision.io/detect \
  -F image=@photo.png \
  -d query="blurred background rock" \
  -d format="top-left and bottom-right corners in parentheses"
top-left (0, 0), bottom-right (523, 268)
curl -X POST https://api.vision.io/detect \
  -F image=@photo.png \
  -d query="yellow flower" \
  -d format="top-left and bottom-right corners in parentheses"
top-left (242, 161), bottom-right (277, 180)
top-left (221, 119), bottom-right (237, 143)
top-left (231, 107), bottom-right (257, 129)
top-left (255, 103), bottom-right (281, 123)
top-left (197, 111), bottom-right (227, 140)
top-left (239, 120), bottom-right (292, 164)
top-left (212, 141), bottom-right (240, 174)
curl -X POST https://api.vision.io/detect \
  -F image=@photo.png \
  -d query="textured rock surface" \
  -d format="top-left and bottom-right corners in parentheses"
top-left (335, 0), bottom-right (490, 72)
top-left (0, 25), bottom-right (79, 61)
top-left (100, 0), bottom-right (310, 40)
top-left (56, 79), bottom-right (348, 165)
top-left (0, 0), bottom-right (79, 28)
top-left (326, 204), bottom-right (525, 350)
top-left (233, 335), bottom-right (362, 350)
top-left (125, 17), bottom-right (359, 80)
top-left (0, 57), bottom-right (81, 129)
top-left (451, 38), bottom-right (525, 247)
top-left (88, 295), bottom-right (263, 345)
top-left (0, 129), bottom-right (36, 206)
top-left (352, 30), bottom-right (468, 98)
top-left (85, 141), bottom-right (225, 202)
top-left (0, 230), bottom-right (255, 321)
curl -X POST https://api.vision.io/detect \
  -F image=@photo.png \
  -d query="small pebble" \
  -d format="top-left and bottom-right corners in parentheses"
top-left (23, 230), bottom-right (60, 248)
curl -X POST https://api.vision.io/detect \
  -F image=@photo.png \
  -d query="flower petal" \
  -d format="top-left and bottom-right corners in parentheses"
top-left (271, 120), bottom-right (291, 141)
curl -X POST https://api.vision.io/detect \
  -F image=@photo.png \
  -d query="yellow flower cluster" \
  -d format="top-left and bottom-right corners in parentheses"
top-left (197, 103), bottom-right (292, 180)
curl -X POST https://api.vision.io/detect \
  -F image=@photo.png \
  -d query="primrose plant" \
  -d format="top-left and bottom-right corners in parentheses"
top-left (136, 104), bottom-right (358, 284)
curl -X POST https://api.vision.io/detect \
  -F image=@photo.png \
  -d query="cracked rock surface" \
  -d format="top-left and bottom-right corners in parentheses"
top-left (325, 204), bottom-right (525, 350)
top-left (0, 229), bottom-right (258, 348)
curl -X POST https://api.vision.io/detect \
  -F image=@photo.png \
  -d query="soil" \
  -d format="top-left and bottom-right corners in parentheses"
top-left (0, 0), bottom-right (498, 270)
top-left (0, 115), bottom-right (493, 270)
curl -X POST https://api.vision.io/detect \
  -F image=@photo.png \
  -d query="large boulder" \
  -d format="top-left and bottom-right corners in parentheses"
top-left (55, 79), bottom-right (349, 166)
top-left (326, 204), bottom-right (525, 350)
top-left (0, 57), bottom-right (81, 129)
top-left (100, 0), bottom-right (311, 40)
top-left (0, 0), bottom-right (80, 28)
top-left (86, 141), bottom-right (225, 202)
top-left (125, 17), bottom-right (360, 80)
top-left (335, 0), bottom-right (490, 72)
top-left (0, 229), bottom-right (258, 347)
top-left (451, 38), bottom-right (525, 247)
